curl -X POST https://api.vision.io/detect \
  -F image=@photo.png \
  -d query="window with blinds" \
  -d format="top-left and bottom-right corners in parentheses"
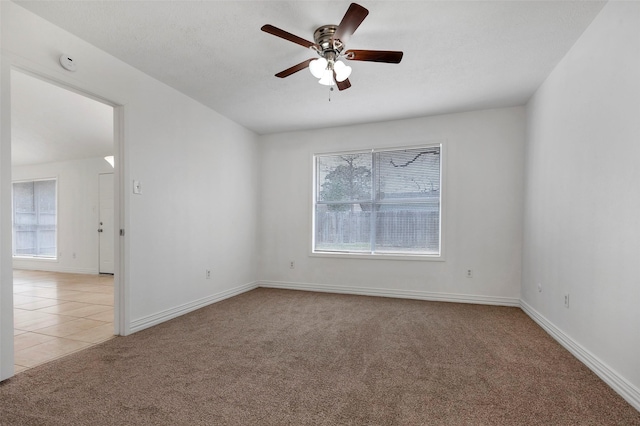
top-left (314, 145), bottom-right (441, 256)
top-left (12, 179), bottom-right (57, 258)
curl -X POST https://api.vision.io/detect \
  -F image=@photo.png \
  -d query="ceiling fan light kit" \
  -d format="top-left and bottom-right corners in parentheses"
top-left (333, 61), bottom-right (352, 83)
top-left (261, 3), bottom-right (403, 91)
top-left (309, 57), bottom-right (328, 79)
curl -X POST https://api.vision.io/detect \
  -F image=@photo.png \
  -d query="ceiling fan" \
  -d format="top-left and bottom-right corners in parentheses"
top-left (261, 3), bottom-right (403, 91)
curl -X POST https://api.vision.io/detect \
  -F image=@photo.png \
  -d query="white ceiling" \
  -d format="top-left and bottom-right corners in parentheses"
top-left (12, 1), bottom-right (606, 139)
top-left (11, 70), bottom-right (113, 166)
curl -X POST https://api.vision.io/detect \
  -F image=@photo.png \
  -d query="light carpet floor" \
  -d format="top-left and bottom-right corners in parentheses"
top-left (1, 288), bottom-right (638, 425)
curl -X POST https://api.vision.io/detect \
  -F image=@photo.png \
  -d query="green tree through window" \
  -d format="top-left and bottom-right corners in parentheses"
top-left (319, 155), bottom-right (371, 211)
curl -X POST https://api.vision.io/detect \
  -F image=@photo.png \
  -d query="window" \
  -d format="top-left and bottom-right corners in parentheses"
top-left (314, 145), bottom-right (441, 256)
top-left (12, 179), bottom-right (57, 258)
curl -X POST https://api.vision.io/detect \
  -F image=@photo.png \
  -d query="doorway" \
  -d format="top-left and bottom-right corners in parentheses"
top-left (9, 68), bottom-right (121, 373)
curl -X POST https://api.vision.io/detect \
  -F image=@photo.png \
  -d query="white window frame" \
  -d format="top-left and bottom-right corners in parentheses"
top-left (11, 177), bottom-right (59, 260)
top-left (311, 142), bottom-right (446, 261)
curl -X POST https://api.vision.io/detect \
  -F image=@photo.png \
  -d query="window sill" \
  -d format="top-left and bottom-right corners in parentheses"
top-left (310, 251), bottom-right (445, 262)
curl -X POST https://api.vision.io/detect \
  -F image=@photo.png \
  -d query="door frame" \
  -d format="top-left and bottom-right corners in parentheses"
top-left (98, 172), bottom-right (115, 275)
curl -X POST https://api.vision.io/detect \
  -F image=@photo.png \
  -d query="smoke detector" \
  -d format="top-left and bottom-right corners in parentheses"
top-left (59, 55), bottom-right (77, 72)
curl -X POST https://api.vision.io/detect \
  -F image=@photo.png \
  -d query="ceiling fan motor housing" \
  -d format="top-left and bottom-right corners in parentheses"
top-left (313, 25), bottom-right (344, 60)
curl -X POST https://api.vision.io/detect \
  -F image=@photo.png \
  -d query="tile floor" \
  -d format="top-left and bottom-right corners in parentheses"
top-left (13, 269), bottom-right (115, 373)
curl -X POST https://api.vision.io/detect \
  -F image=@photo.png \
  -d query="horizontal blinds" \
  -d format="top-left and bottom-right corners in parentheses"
top-left (314, 146), bottom-right (441, 255)
top-left (13, 179), bottom-right (57, 257)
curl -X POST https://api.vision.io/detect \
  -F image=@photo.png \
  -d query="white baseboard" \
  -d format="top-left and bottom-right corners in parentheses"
top-left (258, 280), bottom-right (520, 307)
top-left (13, 263), bottom-right (97, 275)
top-left (129, 281), bottom-right (258, 333)
top-left (520, 300), bottom-right (640, 412)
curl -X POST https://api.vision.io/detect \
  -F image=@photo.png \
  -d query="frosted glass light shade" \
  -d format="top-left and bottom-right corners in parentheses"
top-left (333, 60), bottom-right (352, 82)
top-left (309, 58), bottom-right (328, 79)
top-left (318, 69), bottom-right (334, 86)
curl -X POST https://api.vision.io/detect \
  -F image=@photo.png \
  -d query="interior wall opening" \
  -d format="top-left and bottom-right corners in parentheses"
top-left (10, 68), bottom-right (119, 373)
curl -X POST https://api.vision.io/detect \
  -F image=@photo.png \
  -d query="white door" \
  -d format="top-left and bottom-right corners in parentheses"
top-left (99, 173), bottom-right (114, 274)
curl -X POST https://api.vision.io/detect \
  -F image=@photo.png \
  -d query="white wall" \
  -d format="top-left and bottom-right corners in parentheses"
top-left (0, 2), bottom-right (260, 379)
top-left (0, 0), bottom-right (15, 383)
top-left (12, 157), bottom-right (114, 274)
top-left (522, 1), bottom-right (640, 409)
top-left (259, 107), bottom-right (525, 305)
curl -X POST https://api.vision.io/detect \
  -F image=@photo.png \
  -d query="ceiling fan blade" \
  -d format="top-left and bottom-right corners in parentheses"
top-left (334, 3), bottom-right (369, 44)
top-left (336, 78), bottom-right (352, 91)
top-left (334, 70), bottom-right (352, 91)
top-left (261, 24), bottom-right (317, 49)
top-left (345, 50), bottom-right (404, 64)
top-left (275, 58), bottom-right (316, 78)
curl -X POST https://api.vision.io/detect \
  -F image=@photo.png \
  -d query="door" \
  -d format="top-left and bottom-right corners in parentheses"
top-left (99, 173), bottom-right (114, 274)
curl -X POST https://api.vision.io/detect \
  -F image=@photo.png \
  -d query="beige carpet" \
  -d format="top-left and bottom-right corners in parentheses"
top-left (1, 288), bottom-right (638, 425)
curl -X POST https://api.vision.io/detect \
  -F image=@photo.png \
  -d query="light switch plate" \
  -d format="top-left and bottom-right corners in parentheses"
top-left (133, 180), bottom-right (142, 194)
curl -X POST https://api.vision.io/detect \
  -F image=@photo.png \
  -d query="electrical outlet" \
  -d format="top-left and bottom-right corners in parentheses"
top-left (290, 261), bottom-right (295, 269)
top-left (466, 269), bottom-right (473, 278)
top-left (537, 283), bottom-right (542, 293)
top-left (564, 293), bottom-right (570, 308)
top-left (206, 269), bottom-right (211, 279)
